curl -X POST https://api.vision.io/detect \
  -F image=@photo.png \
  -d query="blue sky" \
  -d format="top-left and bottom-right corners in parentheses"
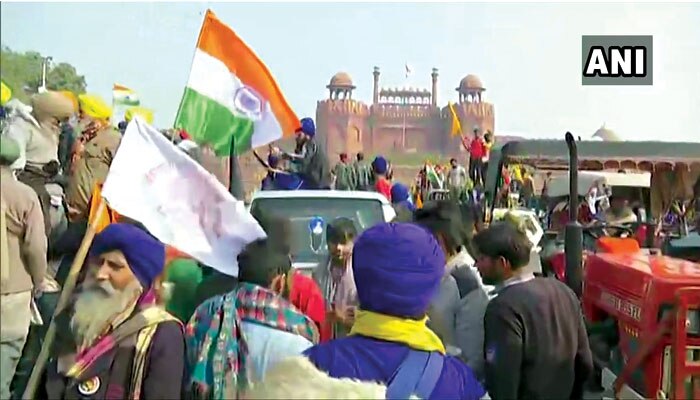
top-left (2, 2), bottom-right (699, 141)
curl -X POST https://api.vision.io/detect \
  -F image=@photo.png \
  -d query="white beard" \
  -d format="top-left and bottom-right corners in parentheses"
top-left (70, 279), bottom-right (142, 350)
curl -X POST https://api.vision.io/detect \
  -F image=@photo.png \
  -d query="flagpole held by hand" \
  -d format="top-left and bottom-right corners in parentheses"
top-left (22, 200), bottom-right (107, 400)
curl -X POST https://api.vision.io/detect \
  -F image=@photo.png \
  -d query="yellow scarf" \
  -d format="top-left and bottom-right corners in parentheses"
top-left (350, 310), bottom-right (445, 354)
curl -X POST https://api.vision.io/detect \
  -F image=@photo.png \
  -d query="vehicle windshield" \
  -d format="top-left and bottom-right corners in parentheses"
top-left (249, 197), bottom-right (385, 264)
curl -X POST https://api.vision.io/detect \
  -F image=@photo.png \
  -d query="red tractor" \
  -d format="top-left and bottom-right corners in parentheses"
top-left (584, 252), bottom-right (700, 399)
top-left (488, 134), bottom-right (700, 399)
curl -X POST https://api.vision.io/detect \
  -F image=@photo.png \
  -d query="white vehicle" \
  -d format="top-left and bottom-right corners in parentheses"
top-left (491, 207), bottom-right (544, 275)
top-left (248, 190), bottom-right (396, 274)
top-left (547, 170), bottom-right (651, 198)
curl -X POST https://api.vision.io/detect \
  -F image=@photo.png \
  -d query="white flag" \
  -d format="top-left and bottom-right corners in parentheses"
top-left (405, 63), bottom-right (413, 78)
top-left (101, 117), bottom-right (266, 277)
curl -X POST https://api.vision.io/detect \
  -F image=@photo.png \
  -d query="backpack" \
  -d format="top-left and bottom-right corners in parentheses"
top-left (386, 350), bottom-right (444, 400)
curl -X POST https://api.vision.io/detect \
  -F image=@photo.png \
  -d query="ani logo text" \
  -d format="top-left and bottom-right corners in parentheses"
top-left (581, 35), bottom-right (653, 86)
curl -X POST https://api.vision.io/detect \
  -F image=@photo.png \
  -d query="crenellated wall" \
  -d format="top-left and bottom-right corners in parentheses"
top-left (316, 70), bottom-right (497, 162)
top-left (316, 99), bottom-right (370, 159)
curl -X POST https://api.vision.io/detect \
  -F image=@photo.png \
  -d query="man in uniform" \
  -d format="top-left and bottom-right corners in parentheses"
top-left (65, 94), bottom-right (122, 222)
top-left (0, 136), bottom-right (48, 399)
top-left (2, 91), bottom-right (75, 236)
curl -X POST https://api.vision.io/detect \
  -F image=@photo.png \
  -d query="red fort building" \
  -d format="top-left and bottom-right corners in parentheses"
top-left (315, 68), bottom-right (495, 159)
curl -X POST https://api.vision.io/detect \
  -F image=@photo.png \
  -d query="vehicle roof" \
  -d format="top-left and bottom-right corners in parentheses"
top-left (547, 171), bottom-right (651, 197)
top-left (250, 190), bottom-right (392, 204)
top-left (501, 140), bottom-right (700, 166)
top-left (593, 252), bottom-right (700, 283)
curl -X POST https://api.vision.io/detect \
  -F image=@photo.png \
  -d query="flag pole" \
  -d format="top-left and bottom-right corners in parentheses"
top-left (22, 200), bottom-right (107, 400)
top-left (228, 137), bottom-right (244, 199)
top-left (172, 8), bottom-right (210, 143)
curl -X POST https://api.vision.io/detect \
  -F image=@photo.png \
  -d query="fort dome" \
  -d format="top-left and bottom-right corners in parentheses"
top-left (328, 72), bottom-right (355, 88)
top-left (458, 74), bottom-right (485, 92)
top-left (593, 125), bottom-right (622, 141)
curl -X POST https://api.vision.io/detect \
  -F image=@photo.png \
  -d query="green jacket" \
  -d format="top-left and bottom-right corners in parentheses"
top-left (333, 162), bottom-right (356, 190)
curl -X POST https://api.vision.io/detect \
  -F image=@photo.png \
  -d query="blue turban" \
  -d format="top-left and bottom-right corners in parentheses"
top-left (352, 222), bottom-right (445, 318)
top-left (372, 156), bottom-right (388, 175)
top-left (391, 183), bottom-right (416, 212)
top-left (89, 223), bottom-right (166, 289)
top-left (391, 183), bottom-right (410, 204)
top-left (268, 154), bottom-right (279, 168)
top-left (298, 117), bottom-right (316, 137)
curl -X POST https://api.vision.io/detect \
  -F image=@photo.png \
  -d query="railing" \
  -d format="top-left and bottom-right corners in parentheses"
top-left (611, 287), bottom-right (700, 399)
top-left (671, 288), bottom-right (700, 400)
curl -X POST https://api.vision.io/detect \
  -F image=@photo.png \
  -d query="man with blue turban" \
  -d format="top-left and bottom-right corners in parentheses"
top-left (304, 222), bottom-right (485, 400)
top-left (43, 223), bottom-right (185, 399)
top-left (371, 156), bottom-right (392, 200)
top-left (274, 117), bottom-right (331, 190)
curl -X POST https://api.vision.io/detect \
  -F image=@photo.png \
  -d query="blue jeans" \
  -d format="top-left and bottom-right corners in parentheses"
top-left (0, 291), bottom-right (32, 400)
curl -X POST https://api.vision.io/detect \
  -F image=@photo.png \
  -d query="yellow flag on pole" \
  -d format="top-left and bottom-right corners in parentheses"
top-left (1, 81), bottom-right (12, 105)
top-left (448, 102), bottom-right (462, 137)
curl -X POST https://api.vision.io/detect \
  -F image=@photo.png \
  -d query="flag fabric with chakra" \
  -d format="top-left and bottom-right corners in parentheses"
top-left (174, 10), bottom-right (300, 156)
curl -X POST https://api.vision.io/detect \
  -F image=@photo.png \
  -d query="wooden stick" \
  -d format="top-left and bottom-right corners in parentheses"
top-left (22, 199), bottom-right (107, 400)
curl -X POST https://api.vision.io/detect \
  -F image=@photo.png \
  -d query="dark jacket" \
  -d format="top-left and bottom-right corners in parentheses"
top-left (42, 320), bottom-right (185, 400)
top-left (483, 277), bottom-right (593, 400)
top-left (295, 140), bottom-right (331, 189)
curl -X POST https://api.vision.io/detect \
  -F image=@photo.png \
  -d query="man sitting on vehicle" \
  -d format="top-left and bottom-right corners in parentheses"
top-left (604, 194), bottom-right (637, 225)
top-left (274, 117), bottom-right (331, 190)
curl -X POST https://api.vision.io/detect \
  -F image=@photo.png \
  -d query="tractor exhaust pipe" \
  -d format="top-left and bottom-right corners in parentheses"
top-left (565, 132), bottom-right (583, 297)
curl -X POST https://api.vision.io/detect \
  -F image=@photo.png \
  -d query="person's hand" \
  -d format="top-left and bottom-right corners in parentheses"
top-left (341, 306), bottom-right (356, 326)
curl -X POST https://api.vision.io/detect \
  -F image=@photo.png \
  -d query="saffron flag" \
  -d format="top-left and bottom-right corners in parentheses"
top-left (87, 184), bottom-right (120, 234)
top-left (112, 84), bottom-right (140, 106)
top-left (101, 117), bottom-right (267, 277)
top-left (174, 10), bottom-right (300, 156)
top-left (448, 102), bottom-right (462, 137)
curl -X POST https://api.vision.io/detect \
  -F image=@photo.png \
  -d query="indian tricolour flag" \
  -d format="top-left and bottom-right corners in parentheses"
top-left (112, 84), bottom-right (140, 106)
top-left (175, 10), bottom-right (299, 156)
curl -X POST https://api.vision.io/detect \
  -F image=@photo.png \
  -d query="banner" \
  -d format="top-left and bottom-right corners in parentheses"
top-left (101, 117), bottom-right (266, 277)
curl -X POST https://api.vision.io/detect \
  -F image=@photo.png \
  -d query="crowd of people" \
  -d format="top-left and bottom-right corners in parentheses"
top-left (1, 90), bottom-right (596, 400)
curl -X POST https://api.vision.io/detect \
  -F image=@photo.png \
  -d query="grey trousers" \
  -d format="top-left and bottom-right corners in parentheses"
top-left (0, 291), bottom-right (32, 400)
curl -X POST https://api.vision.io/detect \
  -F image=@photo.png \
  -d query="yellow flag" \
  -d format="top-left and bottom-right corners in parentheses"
top-left (125, 106), bottom-right (154, 124)
top-left (0, 81), bottom-right (11, 106)
top-left (448, 102), bottom-right (462, 137)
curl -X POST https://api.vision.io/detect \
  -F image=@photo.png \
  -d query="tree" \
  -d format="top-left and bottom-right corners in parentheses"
top-left (0, 45), bottom-right (87, 103)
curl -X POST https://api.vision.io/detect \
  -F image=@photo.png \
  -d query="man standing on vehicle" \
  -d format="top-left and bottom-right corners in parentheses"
top-left (464, 128), bottom-right (486, 186)
top-left (276, 117), bottom-right (331, 190)
top-left (447, 158), bottom-right (469, 194)
top-left (473, 222), bottom-right (593, 400)
top-left (352, 152), bottom-right (372, 191)
top-left (332, 153), bottom-right (355, 191)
